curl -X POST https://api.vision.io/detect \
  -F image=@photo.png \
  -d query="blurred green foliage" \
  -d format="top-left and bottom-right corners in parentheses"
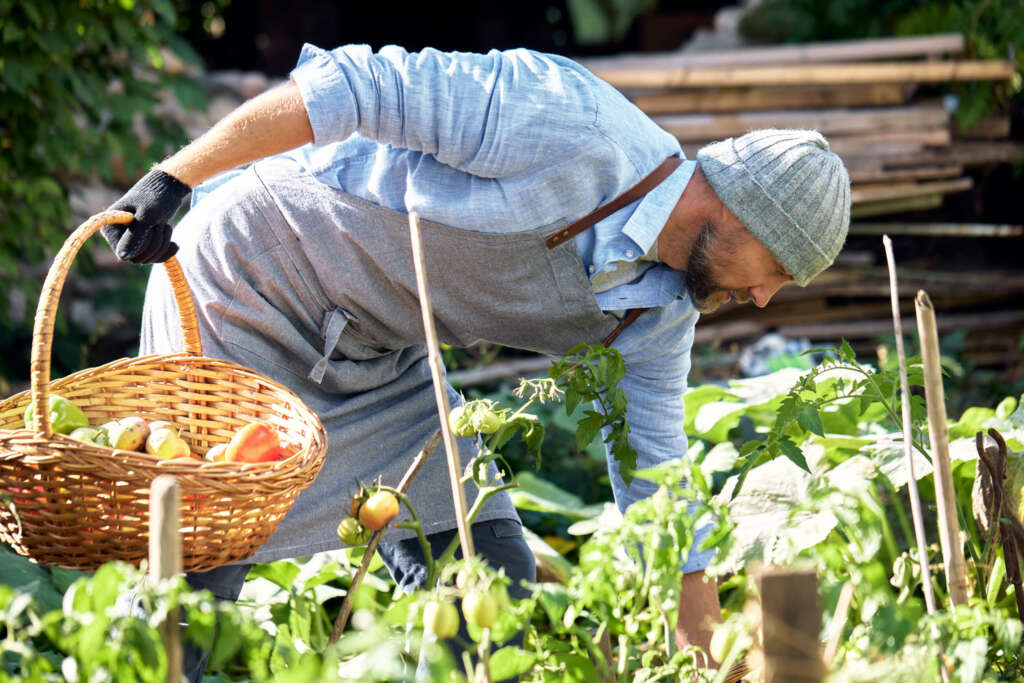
top-left (0, 0), bottom-right (211, 384)
top-left (738, 0), bottom-right (1024, 129)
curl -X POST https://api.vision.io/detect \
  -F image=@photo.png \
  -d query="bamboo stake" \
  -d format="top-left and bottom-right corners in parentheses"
top-left (149, 475), bottom-right (182, 683)
top-left (823, 581), bottom-right (855, 664)
top-left (329, 429), bottom-right (442, 643)
top-left (408, 213), bottom-right (475, 560)
top-left (882, 236), bottom-right (939, 616)
top-left (916, 290), bottom-right (970, 606)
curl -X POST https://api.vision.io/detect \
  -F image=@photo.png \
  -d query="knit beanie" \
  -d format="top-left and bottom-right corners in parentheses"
top-left (696, 129), bottom-right (851, 286)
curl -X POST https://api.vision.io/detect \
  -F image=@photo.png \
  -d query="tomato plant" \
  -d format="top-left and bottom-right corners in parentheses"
top-left (6, 342), bottom-right (1024, 682)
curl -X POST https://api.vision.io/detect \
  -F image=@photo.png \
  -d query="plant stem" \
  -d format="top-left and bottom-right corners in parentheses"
top-left (478, 628), bottom-right (493, 683)
top-left (434, 482), bottom-right (517, 586)
top-left (617, 633), bottom-right (628, 682)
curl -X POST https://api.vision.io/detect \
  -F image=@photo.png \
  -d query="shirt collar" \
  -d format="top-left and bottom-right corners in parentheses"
top-left (621, 160), bottom-right (697, 256)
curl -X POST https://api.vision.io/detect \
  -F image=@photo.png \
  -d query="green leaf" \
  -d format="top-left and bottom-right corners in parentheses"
top-left (797, 403), bottom-right (825, 436)
top-left (535, 582), bottom-right (570, 625)
top-left (247, 561), bottom-right (300, 592)
top-left (549, 652), bottom-right (598, 682)
top-left (0, 547), bottom-right (63, 613)
top-left (575, 413), bottom-right (603, 451)
top-left (510, 471), bottom-right (605, 521)
top-left (489, 646), bottom-right (537, 680)
top-left (565, 387), bottom-right (581, 416)
top-left (838, 339), bottom-right (856, 362)
top-left (778, 437), bottom-right (810, 472)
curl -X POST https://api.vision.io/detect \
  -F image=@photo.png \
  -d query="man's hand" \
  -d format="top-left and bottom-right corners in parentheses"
top-left (102, 168), bottom-right (191, 264)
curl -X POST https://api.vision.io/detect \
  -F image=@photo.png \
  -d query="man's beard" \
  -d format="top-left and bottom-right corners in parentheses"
top-left (685, 221), bottom-right (721, 314)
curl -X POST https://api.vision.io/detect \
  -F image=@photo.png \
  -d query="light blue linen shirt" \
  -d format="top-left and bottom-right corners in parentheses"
top-left (195, 43), bottom-right (711, 572)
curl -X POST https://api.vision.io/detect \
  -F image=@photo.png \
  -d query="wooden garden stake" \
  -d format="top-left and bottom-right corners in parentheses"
top-left (149, 475), bottom-right (182, 683)
top-left (757, 569), bottom-right (824, 683)
top-left (822, 581), bottom-right (855, 664)
top-left (408, 213), bottom-right (475, 560)
top-left (330, 428), bottom-right (442, 644)
top-left (916, 290), bottom-right (970, 606)
top-left (883, 235), bottom-right (938, 616)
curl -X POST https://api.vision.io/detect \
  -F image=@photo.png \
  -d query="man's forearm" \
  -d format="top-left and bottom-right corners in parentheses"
top-left (158, 80), bottom-right (314, 188)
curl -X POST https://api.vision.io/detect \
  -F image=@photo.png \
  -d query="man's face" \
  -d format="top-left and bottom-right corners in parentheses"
top-left (685, 219), bottom-right (793, 314)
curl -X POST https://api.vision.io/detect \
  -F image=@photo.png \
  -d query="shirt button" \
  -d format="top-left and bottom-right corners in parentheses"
top-left (588, 265), bottom-right (596, 273)
top-left (625, 249), bottom-right (635, 258)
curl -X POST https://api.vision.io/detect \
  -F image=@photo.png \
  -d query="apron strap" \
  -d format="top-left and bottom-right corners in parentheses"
top-left (601, 307), bottom-right (650, 347)
top-left (545, 156), bottom-right (682, 249)
top-left (545, 156), bottom-right (682, 348)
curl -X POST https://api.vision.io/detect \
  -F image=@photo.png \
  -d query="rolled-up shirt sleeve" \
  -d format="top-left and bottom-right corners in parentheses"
top-left (288, 43), bottom-right (599, 179)
top-left (604, 298), bottom-right (715, 573)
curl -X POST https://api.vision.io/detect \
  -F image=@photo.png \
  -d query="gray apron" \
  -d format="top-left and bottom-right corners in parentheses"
top-left (140, 154), bottom-right (679, 563)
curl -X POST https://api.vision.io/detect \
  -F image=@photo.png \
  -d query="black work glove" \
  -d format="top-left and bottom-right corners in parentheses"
top-left (102, 168), bottom-right (191, 264)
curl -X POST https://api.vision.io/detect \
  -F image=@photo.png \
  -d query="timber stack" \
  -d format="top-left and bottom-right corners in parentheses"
top-left (578, 33), bottom-right (1023, 378)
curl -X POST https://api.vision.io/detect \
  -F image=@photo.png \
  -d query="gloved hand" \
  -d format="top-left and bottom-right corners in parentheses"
top-left (102, 168), bottom-right (191, 264)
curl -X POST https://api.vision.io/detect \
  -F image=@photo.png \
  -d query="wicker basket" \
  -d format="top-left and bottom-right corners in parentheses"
top-left (0, 211), bottom-right (328, 572)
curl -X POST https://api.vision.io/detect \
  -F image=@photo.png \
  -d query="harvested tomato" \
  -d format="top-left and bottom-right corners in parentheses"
top-left (337, 516), bottom-right (372, 546)
top-left (225, 422), bottom-right (281, 463)
top-left (358, 490), bottom-right (399, 531)
top-left (422, 600), bottom-right (459, 640)
top-left (461, 590), bottom-right (497, 629)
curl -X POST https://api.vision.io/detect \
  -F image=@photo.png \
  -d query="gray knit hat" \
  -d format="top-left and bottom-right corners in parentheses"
top-left (696, 129), bottom-right (851, 286)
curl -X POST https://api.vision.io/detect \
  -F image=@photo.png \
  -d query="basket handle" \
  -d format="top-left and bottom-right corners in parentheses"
top-left (29, 210), bottom-right (203, 437)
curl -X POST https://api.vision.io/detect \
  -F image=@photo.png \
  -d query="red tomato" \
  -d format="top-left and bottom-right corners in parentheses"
top-left (226, 422), bottom-right (281, 463)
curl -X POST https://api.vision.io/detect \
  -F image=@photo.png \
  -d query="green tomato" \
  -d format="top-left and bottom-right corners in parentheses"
top-left (462, 590), bottom-right (497, 629)
top-left (336, 516), bottom-right (371, 546)
top-left (422, 600), bottom-right (460, 640)
top-left (24, 394), bottom-right (89, 435)
top-left (448, 405), bottom-right (476, 437)
top-left (470, 407), bottom-right (503, 434)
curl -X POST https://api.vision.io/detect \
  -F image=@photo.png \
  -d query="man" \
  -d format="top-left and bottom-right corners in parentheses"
top-left (105, 43), bottom-right (850, 679)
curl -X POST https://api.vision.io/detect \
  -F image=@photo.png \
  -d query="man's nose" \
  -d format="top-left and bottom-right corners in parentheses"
top-left (749, 279), bottom-right (785, 307)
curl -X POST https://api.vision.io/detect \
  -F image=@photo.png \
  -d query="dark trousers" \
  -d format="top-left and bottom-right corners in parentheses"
top-left (183, 517), bottom-right (536, 682)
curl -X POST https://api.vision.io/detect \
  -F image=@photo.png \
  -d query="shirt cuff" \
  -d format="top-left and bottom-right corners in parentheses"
top-left (289, 43), bottom-right (360, 146)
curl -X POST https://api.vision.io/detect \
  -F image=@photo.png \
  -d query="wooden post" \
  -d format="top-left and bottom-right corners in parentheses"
top-left (758, 569), bottom-right (824, 683)
top-left (916, 290), bottom-right (970, 606)
top-left (149, 475), bottom-right (182, 683)
top-left (408, 213), bottom-right (475, 560)
top-left (882, 236), bottom-right (939, 616)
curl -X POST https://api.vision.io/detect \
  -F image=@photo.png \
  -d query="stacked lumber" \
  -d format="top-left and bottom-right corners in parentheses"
top-left (579, 33), bottom-right (1021, 219)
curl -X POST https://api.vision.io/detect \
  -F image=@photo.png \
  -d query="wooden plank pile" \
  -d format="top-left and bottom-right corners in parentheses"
top-left (580, 34), bottom-right (1024, 377)
top-left (578, 33), bottom-right (1022, 218)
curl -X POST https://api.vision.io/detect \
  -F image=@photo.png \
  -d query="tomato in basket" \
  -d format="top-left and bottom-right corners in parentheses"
top-left (225, 422), bottom-right (281, 463)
